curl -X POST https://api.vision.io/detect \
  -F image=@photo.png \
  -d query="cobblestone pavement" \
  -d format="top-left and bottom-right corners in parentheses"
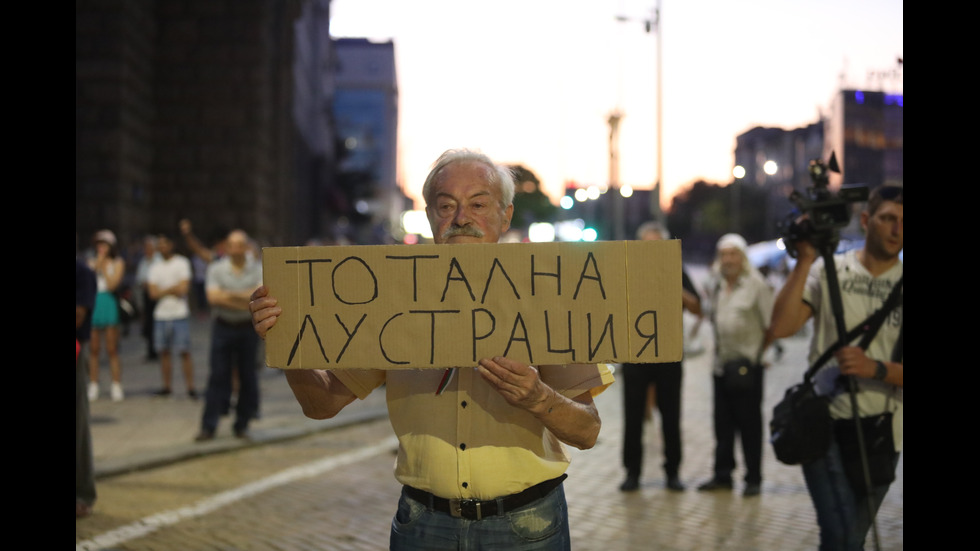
top-left (564, 330), bottom-right (904, 550)
top-left (80, 294), bottom-right (902, 549)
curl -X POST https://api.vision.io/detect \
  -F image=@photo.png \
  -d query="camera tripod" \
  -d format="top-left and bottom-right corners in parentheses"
top-left (818, 238), bottom-right (886, 551)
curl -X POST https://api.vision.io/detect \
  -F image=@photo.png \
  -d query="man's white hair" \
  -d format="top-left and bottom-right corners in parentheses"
top-left (710, 232), bottom-right (762, 281)
top-left (635, 221), bottom-right (670, 240)
top-left (421, 149), bottom-right (515, 209)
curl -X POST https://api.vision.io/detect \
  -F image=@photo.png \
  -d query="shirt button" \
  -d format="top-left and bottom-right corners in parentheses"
top-left (461, 400), bottom-right (467, 408)
top-left (462, 482), bottom-right (468, 488)
top-left (460, 443), bottom-right (466, 450)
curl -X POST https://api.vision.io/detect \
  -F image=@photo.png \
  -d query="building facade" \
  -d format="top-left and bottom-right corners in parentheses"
top-left (330, 37), bottom-right (405, 244)
top-left (76, 0), bottom-right (307, 251)
top-left (824, 89), bottom-right (904, 190)
top-left (733, 87), bottom-right (903, 241)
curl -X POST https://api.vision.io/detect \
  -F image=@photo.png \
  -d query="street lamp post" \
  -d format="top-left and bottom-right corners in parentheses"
top-left (608, 110), bottom-right (626, 240)
top-left (616, 2), bottom-right (662, 222)
top-left (764, 160), bottom-right (778, 237)
top-left (652, 2), bottom-right (663, 222)
top-left (732, 165), bottom-right (746, 233)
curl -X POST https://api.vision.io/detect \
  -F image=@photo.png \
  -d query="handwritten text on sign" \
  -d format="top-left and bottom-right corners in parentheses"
top-left (262, 240), bottom-right (682, 369)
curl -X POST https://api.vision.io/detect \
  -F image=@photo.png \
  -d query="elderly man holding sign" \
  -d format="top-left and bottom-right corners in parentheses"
top-left (250, 149), bottom-right (619, 550)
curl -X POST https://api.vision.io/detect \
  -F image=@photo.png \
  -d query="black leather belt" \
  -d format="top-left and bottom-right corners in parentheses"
top-left (403, 474), bottom-right (567, 520)
top-left (215, 317), bottom-right (252, 329)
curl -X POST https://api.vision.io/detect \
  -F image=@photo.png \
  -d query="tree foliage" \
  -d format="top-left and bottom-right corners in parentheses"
top-left (666, 180), bottom-right (773, 262)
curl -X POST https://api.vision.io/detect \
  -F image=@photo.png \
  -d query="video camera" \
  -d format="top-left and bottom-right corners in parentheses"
top-left (779, 152), bottom-right (868, 257)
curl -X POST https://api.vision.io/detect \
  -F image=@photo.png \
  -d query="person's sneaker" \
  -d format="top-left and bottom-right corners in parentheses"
top-left (188, 389), bottom-right (200, 400)
top-left (111, 382), bottom-right (124, 402)
top-left (619, 473), bottom-right (640, 492)
top-left (153, 388), bottom-right (172, 398)
top-left (234, 428), bottom-right (251, 440)
top-left (697, 478), bottom-right (734, 492)
top-left (88, 382), bottom-right (99, 401)
top-left (666, 476), bottom-right (686, 492)
top-left (194, 430), bottom-right (214, 442)
top-left (743, 483), bottom-right (761, 497)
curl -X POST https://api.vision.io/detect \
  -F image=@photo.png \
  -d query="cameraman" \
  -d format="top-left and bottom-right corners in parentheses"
top-left (768, 185), bottom-right (903, 550)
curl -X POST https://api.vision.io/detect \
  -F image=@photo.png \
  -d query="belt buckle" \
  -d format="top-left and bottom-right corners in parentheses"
top-left (449, 498), bottom-right (481, 520)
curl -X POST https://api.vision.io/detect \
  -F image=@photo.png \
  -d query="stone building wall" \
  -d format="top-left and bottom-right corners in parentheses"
top-left (76, 0), bottom-right (304, 255)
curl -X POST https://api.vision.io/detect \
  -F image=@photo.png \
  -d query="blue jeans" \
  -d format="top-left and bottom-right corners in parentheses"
top-left (390, 484), bottom-right (570, 550)
top-left (201, 322), bottom-right (260, 433)
top-left (154, 318), bottom-right (191, 355)
top-left (803, 436), bottom-right (898, 550)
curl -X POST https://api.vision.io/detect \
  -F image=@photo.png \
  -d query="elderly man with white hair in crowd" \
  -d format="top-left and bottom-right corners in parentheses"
top-left (696, 233), bottom-right (774, 497)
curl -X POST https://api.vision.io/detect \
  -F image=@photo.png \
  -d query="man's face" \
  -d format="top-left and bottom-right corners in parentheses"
top-left (157, 236), bottom-right (175, 258)
top-left (719, 247), bottom-right (743, 279)
top-left (426, 160), bottom-right (513, 245)
top-left (226, 231), bottom-right (248, 262)
top-left (640, 229), bottom-right (665, 242)
top-left (863, 200), bottom-right (904, 261)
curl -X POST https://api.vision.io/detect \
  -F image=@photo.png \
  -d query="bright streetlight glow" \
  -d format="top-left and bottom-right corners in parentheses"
top-left (733, 165), bottom-right (745, 179)
top-left (401, 210), bottom-right (432, 238)
top-left (555, 219), bottom-right (585, 242)
top-left (764, 160), bottom-right (778, 175)
top-left (528, 222), bottom-right (556, 243)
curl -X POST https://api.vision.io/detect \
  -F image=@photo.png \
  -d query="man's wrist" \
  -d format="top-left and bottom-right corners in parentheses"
top-left (530, 387), bottom-right (559, 417)
top-left (873, 360), bottom-right (888, 381)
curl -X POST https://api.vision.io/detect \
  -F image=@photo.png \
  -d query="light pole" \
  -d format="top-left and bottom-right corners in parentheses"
top-left (732, 165), bottom-right (746, 233)
top-left (764, 160), bottom-right (778, 237)
top-left (616, 2), bottom-right (662, 222)
top-left (608, 110), bottom-right (626, 240)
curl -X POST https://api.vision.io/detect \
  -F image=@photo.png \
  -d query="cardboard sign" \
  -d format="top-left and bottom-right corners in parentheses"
top-left (261, 240), bottom-right (683, 369)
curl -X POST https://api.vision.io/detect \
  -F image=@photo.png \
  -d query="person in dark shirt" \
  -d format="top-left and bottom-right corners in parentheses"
top-left (619, 221), bottom-right (702, 492)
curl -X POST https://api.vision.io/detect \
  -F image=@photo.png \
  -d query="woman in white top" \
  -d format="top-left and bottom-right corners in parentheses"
top-left (87, 229), bottom-right (126, 401)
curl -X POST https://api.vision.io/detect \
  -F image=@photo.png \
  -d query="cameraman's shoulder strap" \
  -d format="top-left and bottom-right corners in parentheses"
top-left (891, 322), bottom-right (903, 363)
top-left (856, 274), bottom-right (902, 348)
top-left (804, 275), bottom-right (903, 381)
top-left (891, 276), bottom-right (903, 363)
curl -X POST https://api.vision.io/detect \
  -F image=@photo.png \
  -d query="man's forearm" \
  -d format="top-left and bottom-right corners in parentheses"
top-left (284, 369), bottom-right (356, 420)
top-left (769, 259), bottom-right (813, 340)
top-left (529, 389), bottom-right (600, 450)
top-left (208, 288), bottom-right (254, 310)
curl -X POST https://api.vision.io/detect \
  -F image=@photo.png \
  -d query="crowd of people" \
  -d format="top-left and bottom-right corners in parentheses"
top-left (76, 222), bottom-right (264, 403)
top-left (76, 221), bottom-right (266, 518)
top-left (77, 150), bottom-right (902, 550)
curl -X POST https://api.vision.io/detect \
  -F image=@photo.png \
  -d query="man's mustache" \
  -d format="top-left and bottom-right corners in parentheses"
top-left (441, 225), bottom-right (484, 240)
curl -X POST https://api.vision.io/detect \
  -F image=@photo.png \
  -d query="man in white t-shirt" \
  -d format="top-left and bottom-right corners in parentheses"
top-left (147, 233), bottom-right (198, 399)
top-left (769, 185), bottom-right (903, 549)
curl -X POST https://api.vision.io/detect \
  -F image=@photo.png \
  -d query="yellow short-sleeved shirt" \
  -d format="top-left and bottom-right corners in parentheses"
top-left (333, 363), bottom-right (614, 500)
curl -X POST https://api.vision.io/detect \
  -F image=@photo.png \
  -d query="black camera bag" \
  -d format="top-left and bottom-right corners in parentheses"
top-left (835, 411), bottom-right (898, 494)
top-left (770, 376), bottom-right (832, 465)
